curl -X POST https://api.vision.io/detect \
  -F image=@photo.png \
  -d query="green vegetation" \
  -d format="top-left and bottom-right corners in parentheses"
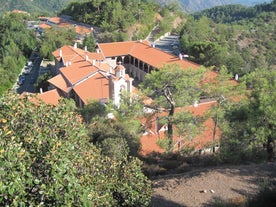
top-left (39, 27), bottom-right (77, 60)
top-left (0, 12), bottom-right (37, 95)
top-left (80, 92), bottom-right (145, 158)
top-left (179, 0), bottom-right (276, 75)
top-left (61, 0), bottom-right (182, 42)
top-left (141, 64), bottom-right (205, 150)
top-left (0, 0), bottom-right (88, 15)
top-left (221, 69), bottom-right (276, 162)
top-left (0, 1), bottom-right (275, 206)
top-left (0, 93), bottom-right (152, 206)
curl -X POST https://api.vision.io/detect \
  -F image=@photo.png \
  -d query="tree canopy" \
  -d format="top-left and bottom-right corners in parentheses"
top-left (0, 93), bottom-right (151, 206)
top-left (0, 12), bottom-right (37, 95)
top-left (141, 64), bottom-right (205, 150)
top-left (179, 0), bottom-right (276, 75)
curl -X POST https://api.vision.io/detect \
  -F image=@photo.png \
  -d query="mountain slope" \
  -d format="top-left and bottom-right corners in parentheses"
top-left (0, 0), bottom-right (88, 15)
top-left (157, 0), bottom-right (273, 11)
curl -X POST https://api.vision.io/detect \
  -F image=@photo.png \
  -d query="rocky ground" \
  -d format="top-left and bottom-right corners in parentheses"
top-left (151, 162), bottom-right (276, 207)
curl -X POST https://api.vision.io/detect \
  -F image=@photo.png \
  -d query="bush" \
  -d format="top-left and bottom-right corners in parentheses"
top-left (0, 93), bottom-right (152, 206)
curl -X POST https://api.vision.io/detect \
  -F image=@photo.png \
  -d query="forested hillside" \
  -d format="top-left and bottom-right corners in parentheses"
top-left (179, 0), bottom-right (276, 75)
top-left (157, 0), bottom-right (272, 12)
top-left (61, 0), bottom-right (183, 42)
top-left (0, 12), bottom-right (37, 94)
top-left (0, 0), bottom-right (87, 15)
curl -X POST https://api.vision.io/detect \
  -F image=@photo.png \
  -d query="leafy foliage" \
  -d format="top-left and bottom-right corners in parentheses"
top-left (0, 0), bottom-right (88, 15)
top-left (141, 64), bottom-right (205, 150)
top-left (180, 0), bottom-right (276, 75)
top-left (0, 12), bottom-right (37, 95)
top-left (61, 0), bottom-right (160, 41)
top-left (0, 93), bottom-right (151, 206)
top-left (39, 27), bottom-right (77, 60)
top-left (221, 69), bottom-right (276, 162)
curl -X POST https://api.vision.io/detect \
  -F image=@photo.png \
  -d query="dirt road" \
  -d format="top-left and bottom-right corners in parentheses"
top-left (151, 162), bottom-right (276, 207)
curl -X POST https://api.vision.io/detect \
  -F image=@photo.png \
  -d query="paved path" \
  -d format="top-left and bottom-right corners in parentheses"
top-left (154, 34), bottom-right (180, 55)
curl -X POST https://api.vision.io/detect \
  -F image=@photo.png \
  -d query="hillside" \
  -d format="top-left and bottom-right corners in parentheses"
top-left (157, 0), bottom-right (272, 11)
top-left (0, 0), bottom-right (87, 15)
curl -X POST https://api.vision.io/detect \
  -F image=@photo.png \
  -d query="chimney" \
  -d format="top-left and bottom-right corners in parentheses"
top-left (59, 49), bottom-right (62, 57)
top-left (74, 42), bottom-right (77, 49)
top-left (92, 59), bottom-right (95, 66)
top-left (84, 46), bottom-right (87, 51)
top-left (152, 43), bottom-right (155, 48)
top-left (96, 48), bottom-right (100, 53)
top-left (179, 53), bottom-right (183, 60)
top-left (235, 74), bottom-right (239, 81)
top-left (109, 66), bottom-right (113, 73)
top-left (85, 55), bottom-right (88, 61)
top-left (69, 61), bottom-right (72, 66)
top-left (193, 100), bottom-right (198, 107)
top-left (40, 88), bottom-right (43, 94)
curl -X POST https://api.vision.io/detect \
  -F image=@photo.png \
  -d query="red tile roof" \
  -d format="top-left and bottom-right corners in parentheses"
top-left (139, 101), bottom-right (219, 156)
top-left (21, 89), bottom-right (61, 106)
top-left (98, 40), bottom-right (150, 57)
top-left (38, 17), bottom-right (92, 35)
top-left (73, 72), bottom-right (110, 104)
top-left (75, 25), bottom-right (93, 35)
top-left (48, 17), bottom-right (64, 24)
top-left (37, 89), bottom-right (61, 106)
top-left (48, 74), bottom-right (71, 93)
top-left (53, 45), bottom-right (104, 63)
top-left (39, 23), bottom-right (51, 29)
top-left (60, 63), bottom-right (98, 85)
top-left (98, 41), bottom-right (199, 69)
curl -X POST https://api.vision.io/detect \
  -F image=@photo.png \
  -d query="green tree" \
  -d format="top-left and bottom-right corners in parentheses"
top-left (0, 93), bottom-right (151, 206)
top-left (173, 110), bottom-right (202, 153)
top-left (141, 64), bottom-right (205, 150)
top-left (39, 27), bottom-right (76, 59)
top-left (204, 66), bottom-right (245, 152)
top-left (35, 72), bottom-right (53, 92)
top-left (245, 69), bottom-right (276, 160)
top-left (0, 12), bottom-right (37, 95)
top-left (81, 33), bottom-right (96, 52)
top-left (78, 100), bottom-right (107, 123)
top-left (87, 92), bottom-right (144, 157)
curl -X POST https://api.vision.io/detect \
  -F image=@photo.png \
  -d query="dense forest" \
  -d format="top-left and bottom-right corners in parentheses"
top-left (61, 0), bottom-right (182, 42)
top-left (0, 0), bottom-right (88, 15)
top-left (179, 0), bottom-right (276, 75)
top-left (0, 12), bottom-right (36, 94)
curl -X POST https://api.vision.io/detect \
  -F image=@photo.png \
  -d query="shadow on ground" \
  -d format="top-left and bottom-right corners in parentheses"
top-left (151, 195), bottom-right (186, 207)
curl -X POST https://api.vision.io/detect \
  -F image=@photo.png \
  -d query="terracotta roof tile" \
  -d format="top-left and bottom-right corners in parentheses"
top-left (60, 61), bottom-right (98, 85)
top-left (129, 42), bottom-right (199, 69)
top-left (48, 17), bottom-right (64, 24)
top-left (99, 41), bottom-right (199, 69)
top-left (40, 17), bottom-right (92, 35)
top-left (75, 25), bottom-right (92, 35)
top-left (21, 89), bottom-right (61, 106)
top-left (73, 72), bottom-right (110, 104)
top-left (98, 40), bottom-right (150, 57)
top-left (48, 74), bottom-right (71, 93)
top-left (37, 89), bottom-right (61, 106)
top-left (139, 101), bottom-right (219, 156)
top-left (53, 45), bottom-right (104, 63)
top-left (39, 23), bottom-right (52, 29)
